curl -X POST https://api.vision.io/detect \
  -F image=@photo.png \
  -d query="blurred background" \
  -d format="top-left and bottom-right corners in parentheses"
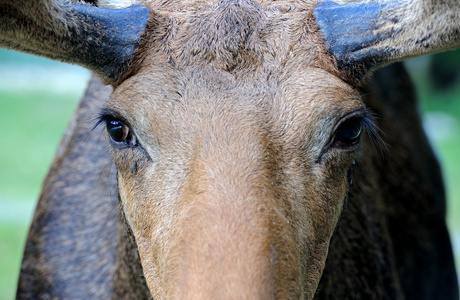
top-left (0, 48), bottom-right (459, 299)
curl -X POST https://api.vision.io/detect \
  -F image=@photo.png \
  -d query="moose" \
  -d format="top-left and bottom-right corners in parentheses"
top-left (1, 0), bottom-right (459, 298)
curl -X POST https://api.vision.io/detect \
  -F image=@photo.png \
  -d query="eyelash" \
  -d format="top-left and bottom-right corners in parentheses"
top-left (317, 109), bottom-right (380, 161)
top-left (332, 110), bottom-right (376, 148)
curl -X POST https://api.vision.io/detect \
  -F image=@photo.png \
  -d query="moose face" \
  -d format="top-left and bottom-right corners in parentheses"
top-left (102, 1), bottom-right (369, 297)
top-left (3, 0), bottom-right (458, 297)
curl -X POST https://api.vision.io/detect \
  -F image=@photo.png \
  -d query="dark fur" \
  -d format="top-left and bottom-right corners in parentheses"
top-left (314, 0), bottom-right (460, 83)
top-left (5, 0), bottom-right (459, 299)
top-left (16, 78), bottom-right (150, 299)
top-left (0, 0), bottom-right (151, 82)
top-left (315, 63), bottom-right (458, 300)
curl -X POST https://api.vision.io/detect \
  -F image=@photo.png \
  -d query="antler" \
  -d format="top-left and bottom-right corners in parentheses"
top-left (313, 0), bottom-right (460, 81)
top-left (0, 0), bottom-right (151, 83)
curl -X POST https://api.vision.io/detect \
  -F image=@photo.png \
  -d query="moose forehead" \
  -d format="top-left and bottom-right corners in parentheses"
top-left (108, 0), bottom-right (361, 149)
top-left (145, 0), bottom-right (320, 70)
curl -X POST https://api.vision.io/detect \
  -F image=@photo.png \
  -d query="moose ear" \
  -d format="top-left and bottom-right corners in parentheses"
top-left (0, 2), bottom-right (152, 84)
top-left (313, 0), bottom-right (460, 82)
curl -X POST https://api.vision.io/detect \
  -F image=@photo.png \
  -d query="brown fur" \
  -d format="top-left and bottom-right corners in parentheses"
top-left (368, 0), bottom-right (460, 63)
top-left (0, 0), bottom-right (91, 60)
top-left (106, 2), bottom-right (360, 297)
top-left (8, 0), bottom-right (459, 299)
top-left (0, 0), bottom-right (151, 82)
top-left (312, 0), bottom-right (460, 84)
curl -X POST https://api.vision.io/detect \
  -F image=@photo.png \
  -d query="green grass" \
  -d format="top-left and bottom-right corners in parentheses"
top-left (0, 89), bottom-right (82, 300)
top-left (441, 138), bottom-right (460, 229)
top-left (0, 91), bottom-right (80, 200)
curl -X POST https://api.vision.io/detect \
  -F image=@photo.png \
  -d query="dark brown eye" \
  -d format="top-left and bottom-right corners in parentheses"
top-left (107, 119), bottom-right (129, 143)
top-left (333, 117), bottom-right (363, 148)
top-left (105, 118), bottom-right (138, 148)
top-left (317, 111), bottom-right (376, 163)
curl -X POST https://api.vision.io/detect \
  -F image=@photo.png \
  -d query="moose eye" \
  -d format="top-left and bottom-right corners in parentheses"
top-left (332, 117), bottom-right (363, 148)
top-left (107, 120), bottom-right (128, 142)
top-left (105, 118), bottom-right (137, 147)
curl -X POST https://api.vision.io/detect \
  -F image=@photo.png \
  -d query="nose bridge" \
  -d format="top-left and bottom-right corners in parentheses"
top-left (172, 114), bottom-right (283, 299)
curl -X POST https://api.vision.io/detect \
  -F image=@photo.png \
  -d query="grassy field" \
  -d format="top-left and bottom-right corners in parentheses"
top-left (0, 49), bottom-right (459, 299)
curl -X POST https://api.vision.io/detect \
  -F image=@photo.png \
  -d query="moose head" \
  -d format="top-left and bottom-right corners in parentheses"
top-left (2, 0), bottom-right (459, 298)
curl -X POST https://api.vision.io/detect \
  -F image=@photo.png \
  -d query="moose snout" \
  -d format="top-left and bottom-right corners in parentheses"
top-left (172, 194), bottom-right (280, 299)
top-left (149, 133), bottom-right (301, 299)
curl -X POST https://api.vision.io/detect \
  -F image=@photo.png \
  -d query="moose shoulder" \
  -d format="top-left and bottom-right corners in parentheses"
top-left (1, 0), bottom-right (458, 299)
